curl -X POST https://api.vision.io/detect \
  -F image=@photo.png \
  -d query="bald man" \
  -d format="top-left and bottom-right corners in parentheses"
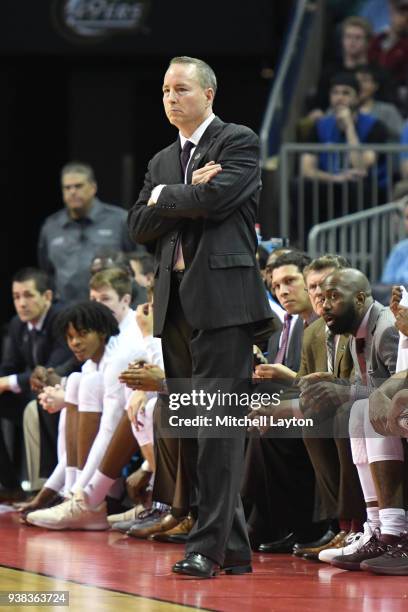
top-left (301, 268), bottom-right (404, 571)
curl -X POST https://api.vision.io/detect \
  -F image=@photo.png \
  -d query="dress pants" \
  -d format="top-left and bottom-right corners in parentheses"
top-left (242, 434), bottom-right (316, 543)
top-left (152, 395), bottom-right (190, 516)
top-left (23, 400), bottom-right (46, 491)
top-left (38, 403), bottom-right (59, 478)
top-left (0, 392), bottom-right (27, 488)
top-left (160, 275), bottom-right (253, 565)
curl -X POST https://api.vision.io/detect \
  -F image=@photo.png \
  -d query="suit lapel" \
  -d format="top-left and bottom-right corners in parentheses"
top-left (187, 117), bottom-right (225, 183)
top-left (165, 140), bottom-right (184, 183)
top-left (366, 302), bottom-right (382, 362)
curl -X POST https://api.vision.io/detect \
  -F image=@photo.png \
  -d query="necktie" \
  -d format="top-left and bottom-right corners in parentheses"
top-left (180, 140), bottom-right (195, 179)
top-left (173, 141), bottom-right (195, 271)
top-left (275, 314), bottom-right (292, 364)
top-left (29, 328), bottom-right (41, 366)
top-left (326, 329), bottom-right (336, 374)
top-left (355, 337), bottom-right (367, 385)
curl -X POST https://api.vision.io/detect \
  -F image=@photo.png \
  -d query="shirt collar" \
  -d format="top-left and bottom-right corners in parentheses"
top-left (119, 308), bottom-right (134, 333)
top-left (27, 304), bottom-right (50, 332)
top-left (355, 303), bottom-right (374, 339)
top-left (179, 113), bottom-right (215, 149)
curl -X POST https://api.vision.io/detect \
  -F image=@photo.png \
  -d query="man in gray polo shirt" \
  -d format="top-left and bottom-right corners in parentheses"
top-left (38, 161), bottom-right (136, 304)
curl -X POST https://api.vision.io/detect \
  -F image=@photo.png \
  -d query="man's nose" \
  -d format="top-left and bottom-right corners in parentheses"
top-left (167, 89), bottom-right (178, 102)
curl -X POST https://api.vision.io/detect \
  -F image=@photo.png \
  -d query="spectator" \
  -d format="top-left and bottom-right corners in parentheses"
top-left (297, 72), bottom-right (388, 243)
top-left (308, 16), bottom-right (396, 118)
top-left (356, 65), bottom-right (404, 141)
top-left (368, 0), bottom-right (408, 90)
top-left (302, 72), bottom-right (387, 186)
top-left (381, 199), bottom-right (408, 283)
top-left (38, 161), bottom-right (136, 304)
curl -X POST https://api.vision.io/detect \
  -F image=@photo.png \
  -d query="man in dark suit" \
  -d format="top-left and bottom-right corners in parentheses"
top-left (0, 268), bottom-right (73, 500)
top-left (242, 251), bottom-right (318, 552)
top-left (127, 56), bottom-right (272, 578)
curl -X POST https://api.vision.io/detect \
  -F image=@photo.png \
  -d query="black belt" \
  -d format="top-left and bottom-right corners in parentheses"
top-left (172, 270), bottom-right (184, 284)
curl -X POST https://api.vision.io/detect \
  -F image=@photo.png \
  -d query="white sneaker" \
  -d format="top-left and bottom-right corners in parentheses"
top-left (319, 523), bottom-right (374, 564)
top-left (25, 491), bottom-right (109, 531)
top-left (107, 504), bottom-right (145, 525)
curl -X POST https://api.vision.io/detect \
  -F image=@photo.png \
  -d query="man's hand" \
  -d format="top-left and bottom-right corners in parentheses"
top-left (135, 303), bottom-right (153, 337)
top-left (192, 161), bottom-right (222, 185)
top-left (127, 390), bottom-right (148, 430)
top-left (387, 389), bottom-right (408, 437)
top-left (332, 169), bottom-right (366, 183)
top-left (369, 388), bottom-right (392, 436)
top-left (335, 105), bottom-right (354, 129)
top-left (395, 305), bottom-right (408, 336)
top-left (299, 380), bottom-right (350, 412)
top-left (30, 366), bottom-right (61, 394)
top-left (390, 285), bottom-right (402, 317)
top-left (253, 363), bottom-right (296, 381)
top-left (38, 385), bottom-right (65, 414)
top-left (30, 366), bottom-right (48, 393)
top-left (299, 372), bottom-right (336, 388)
top-left (119, 362), bottom-right (165, 392)
top-left (0, 376), bottom-right (11, 395)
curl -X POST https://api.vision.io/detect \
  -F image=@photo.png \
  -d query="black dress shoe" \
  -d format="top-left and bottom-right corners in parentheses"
top-left (172, 553), bottom-right (219, 578)
top-left (173, 553), bottom-right (252, 577)
top-left (258, 532), bottom-right (299, 554)
top-left (292, 529), bottom-right (337, 552)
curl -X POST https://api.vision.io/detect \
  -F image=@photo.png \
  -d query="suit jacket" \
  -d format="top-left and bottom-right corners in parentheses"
top-left (350, 301), bottom-right (399, 394)
top-left (298, 317), bottom-right (353, 379)
top-left (0, 304), bottom-right (75, 394)
top-left (128, 116), bottom-right (272, 335)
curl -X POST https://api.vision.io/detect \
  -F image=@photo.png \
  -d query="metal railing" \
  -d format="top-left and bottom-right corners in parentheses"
top-left (259, 0), bottom-right (323, 165)
top-left (280, 142), bottom-right (408, 249)
top-left (307, 199), bottom-right (407, 282)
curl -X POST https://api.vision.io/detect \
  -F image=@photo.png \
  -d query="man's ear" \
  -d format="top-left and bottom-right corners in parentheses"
top-left (205, 87), bottom-right (215, 107)
top-left (355, 291), bottom-right (366, 307)
top-left (44, 289), bottom-right (53, 304)
top-left (122, 293), bottom-right (131, 307)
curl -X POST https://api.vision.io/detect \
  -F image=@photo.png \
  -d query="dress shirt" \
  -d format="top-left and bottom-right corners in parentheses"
top-left (150, 113), bottom-right (216, 203)
top-left (324, 324), bottom-right (341, 373)
top-left (355, 304), bottom-right (375, 342)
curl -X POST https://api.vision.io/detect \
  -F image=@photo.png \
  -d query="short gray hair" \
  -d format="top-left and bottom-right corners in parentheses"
top-left (61, 161), bottom-right (96, 184)
top-left (169, 56), bottom-right (217, 96)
